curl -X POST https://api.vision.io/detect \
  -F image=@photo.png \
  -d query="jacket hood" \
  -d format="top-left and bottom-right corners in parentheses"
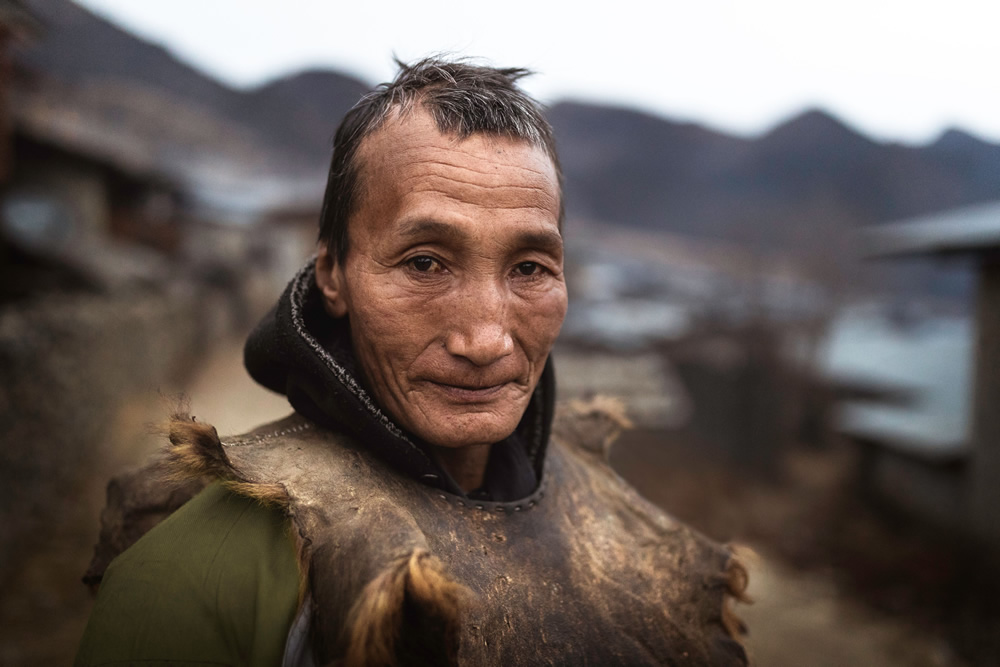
top-left (243, 260), bottom-right (556, 500)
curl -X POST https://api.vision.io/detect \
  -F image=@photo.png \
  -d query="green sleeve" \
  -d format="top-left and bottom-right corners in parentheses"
top-left (75, 482), bottom-right (302, 667)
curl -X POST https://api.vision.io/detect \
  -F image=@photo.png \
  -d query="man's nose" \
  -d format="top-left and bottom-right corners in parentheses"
top-left (444, 282), bottom-right (514, 367)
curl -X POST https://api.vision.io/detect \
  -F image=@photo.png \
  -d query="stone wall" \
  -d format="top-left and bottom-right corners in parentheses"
top-left (0, 280), bottom-right (237, 575)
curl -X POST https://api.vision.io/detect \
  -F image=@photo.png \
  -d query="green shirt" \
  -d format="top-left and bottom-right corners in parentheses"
top-left (75, 483), bottom-right (302, 666)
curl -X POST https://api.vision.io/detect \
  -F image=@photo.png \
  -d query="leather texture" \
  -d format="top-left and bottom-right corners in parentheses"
top-left (212, 412), bottom-right (747, 666)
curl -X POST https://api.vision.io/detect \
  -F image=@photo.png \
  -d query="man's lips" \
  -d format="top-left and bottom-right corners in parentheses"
top-left (423, 379), bottom-right (514, 402)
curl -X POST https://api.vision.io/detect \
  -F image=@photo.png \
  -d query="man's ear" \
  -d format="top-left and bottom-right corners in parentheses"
top-left (316, 244), bottom-right (349, 318)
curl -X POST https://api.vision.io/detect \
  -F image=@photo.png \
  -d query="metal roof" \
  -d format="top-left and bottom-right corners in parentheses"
top-left (819, 307), bottom-right (972, 460)
top-left (866, 200), bottom-right (1000, 258)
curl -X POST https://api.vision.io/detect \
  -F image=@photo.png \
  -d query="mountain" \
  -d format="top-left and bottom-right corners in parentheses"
top-left (16, 0), bottom-right (240, 109)
top-left (14, 0), bottom-right (1000, 246)
top-left (15, 0), bottom-right (369, 180)
top-left (552, 102), bottom-right (1000, 248)
top-left (925, 129), bottom-right (1000, 200)
top-left (242, 70), bottom-right (368, 162)
top-left (548, 102), bottom-right (750, 237)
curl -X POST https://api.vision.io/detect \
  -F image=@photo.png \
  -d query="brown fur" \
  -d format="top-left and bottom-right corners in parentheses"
top-left (220, 479), bottom-right (290, 507)
top-left (161, 412), bottom-right (232, 482)
top-left (161, 412), bottom-right (291, 508)
top-left (566, 395), bottom-right (634, 429)
top-left (721, 545), bottom-right (753, 642)
top-left (555, 395), bottom-right (634, 458)
top-left (287, 518), bottom-right (312, 613)
top-left (343, 549), bottom-right (471, 667)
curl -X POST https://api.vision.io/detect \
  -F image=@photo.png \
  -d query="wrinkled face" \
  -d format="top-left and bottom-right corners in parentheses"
top-left (318, 108), bottom-right (566, 449)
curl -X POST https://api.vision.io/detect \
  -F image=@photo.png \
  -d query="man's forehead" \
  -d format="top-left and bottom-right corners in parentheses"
top-left (355, 106), bottom-right (558, 183)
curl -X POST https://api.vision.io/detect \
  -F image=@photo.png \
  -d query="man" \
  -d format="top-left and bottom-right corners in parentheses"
top-left (76, 58), bottom-right (749, 666)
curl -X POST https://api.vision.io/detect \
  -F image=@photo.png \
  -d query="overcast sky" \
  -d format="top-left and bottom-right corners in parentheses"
top-left (75, 0), bottom-right (1000, 144)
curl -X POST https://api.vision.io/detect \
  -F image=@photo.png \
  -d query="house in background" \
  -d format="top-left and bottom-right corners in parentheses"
top-left (0, 31), bottom-right (194, 298)
top-left (1, 63), bottom-right (321, 302)
top-left (4, 107), bottom-right (185, 252)
top-left (821, 306), bottom-right (972, 525)
top-left (0, 93), bottom-right (190, 300)
top-left (829, 201), bottom-right (1000, 544)
top-left (559, 219), bottom-right (823, 474)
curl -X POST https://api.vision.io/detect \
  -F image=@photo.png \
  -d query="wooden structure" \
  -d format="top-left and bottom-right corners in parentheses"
top-left (0, 0), bottom-right (41, 181)
top-left (869, 200), bottom-right (1000, 544)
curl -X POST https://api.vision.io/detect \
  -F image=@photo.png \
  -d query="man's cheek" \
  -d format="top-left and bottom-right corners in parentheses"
top-left (520, 292), bottom-right (567, 341)
top-left (359, 299), bottom-right (417, 335)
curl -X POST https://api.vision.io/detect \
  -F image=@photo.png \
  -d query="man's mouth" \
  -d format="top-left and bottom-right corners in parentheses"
top-left (425, 380), bottom-right (511, 402)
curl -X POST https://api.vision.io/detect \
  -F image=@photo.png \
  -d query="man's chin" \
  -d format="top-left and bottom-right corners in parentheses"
top-left (411, 408), bottom-right (523, 450)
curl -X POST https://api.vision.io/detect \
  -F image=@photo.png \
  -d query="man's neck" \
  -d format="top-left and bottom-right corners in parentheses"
top-left (431, 444), bottom-right (492, 494)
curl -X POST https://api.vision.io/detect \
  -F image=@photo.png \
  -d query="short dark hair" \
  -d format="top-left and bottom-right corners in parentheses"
top-left (318, 56), bottom-right (563, 264)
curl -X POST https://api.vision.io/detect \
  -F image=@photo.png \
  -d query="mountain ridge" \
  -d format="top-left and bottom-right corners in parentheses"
top-left (18, 0), bottom-right (1000, 246)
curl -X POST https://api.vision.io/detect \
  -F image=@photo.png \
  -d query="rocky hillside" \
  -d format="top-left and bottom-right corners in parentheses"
top-left (550, 102), bottom-right (1000, 248)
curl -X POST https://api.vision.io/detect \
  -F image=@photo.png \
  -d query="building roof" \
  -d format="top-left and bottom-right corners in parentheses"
top-left (13, 91), bottom-right (166, 181)
top-left (819, 307), bottom-right (972, 461)
top-left (866, 200), bottom-right (1000, 258)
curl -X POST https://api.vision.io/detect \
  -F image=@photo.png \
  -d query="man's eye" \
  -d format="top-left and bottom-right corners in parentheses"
top-left (409, 256), bottom-right (440, 272)
top-left (515, 262), bottom-right (540, 276)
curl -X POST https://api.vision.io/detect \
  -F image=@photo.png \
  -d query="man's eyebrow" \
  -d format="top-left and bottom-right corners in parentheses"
top-left (397, 219), bottom-right (468, 242)
top-left (514, 229), bottom-right (564, 255)
top-left (396, 219), bottom-right (563, 254)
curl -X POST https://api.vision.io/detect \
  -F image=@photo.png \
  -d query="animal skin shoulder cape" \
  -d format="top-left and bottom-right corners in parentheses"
top-left (159, 400), bottom-right (749, 666)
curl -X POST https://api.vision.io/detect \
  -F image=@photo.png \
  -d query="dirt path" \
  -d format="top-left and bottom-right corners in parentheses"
top-left (740, 548), bottom-right (956, 666)
top-left (0, 339), bottom-right (956, 665)
top-left (180, 337), bottom-right (294, 436)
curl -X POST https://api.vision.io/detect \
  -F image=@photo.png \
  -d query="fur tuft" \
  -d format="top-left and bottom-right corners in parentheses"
top-left (344, 549), bottom-right (470, 667)
top-left (161, 412), bottom-right (232, 482)
top-left (721, 544), bottom-right (753, 641)
top-left (554, 395), bottom-right (634, 458)
top-left (161, 413), bottom-right (291, 508)
top-left (222, 480), bottom-right (290, 508)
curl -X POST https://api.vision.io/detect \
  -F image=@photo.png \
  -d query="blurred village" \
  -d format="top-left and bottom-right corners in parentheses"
top-left (3, 0), bottom-right (1000, 665)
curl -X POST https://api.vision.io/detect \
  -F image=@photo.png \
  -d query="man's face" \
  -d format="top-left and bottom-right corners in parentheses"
top-left (320, 108), bottom-right (566, 449)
